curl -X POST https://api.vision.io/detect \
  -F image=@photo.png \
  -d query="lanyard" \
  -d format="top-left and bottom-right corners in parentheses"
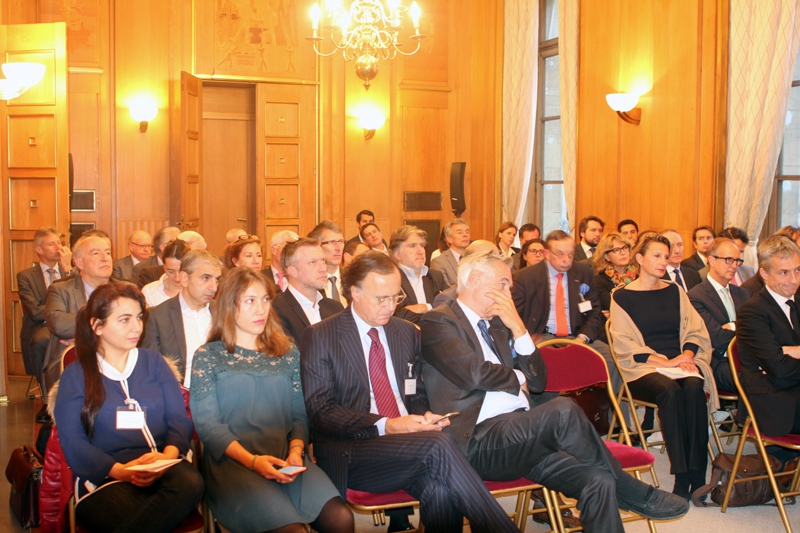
top-left (119, 379), bottom-right (157, 453)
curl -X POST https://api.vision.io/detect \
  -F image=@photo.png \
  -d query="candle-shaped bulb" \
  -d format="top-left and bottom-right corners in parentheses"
top-left (410, 1), bottom-right (421, 29)
top-left (310, 3), bottom-right (321, 30)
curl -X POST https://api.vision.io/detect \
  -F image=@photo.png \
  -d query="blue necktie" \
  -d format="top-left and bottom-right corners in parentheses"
top-left (673, 268), bottom-right (686, 290)
top-left (478, 320), bottom-right (500, 357)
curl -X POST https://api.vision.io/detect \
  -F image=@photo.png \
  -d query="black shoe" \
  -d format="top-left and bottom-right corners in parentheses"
top-left (619, 485), bottom-right (689, 520)
top-left (386, 518), bottom-right (414, 533)
top-left (35, 404), bottom-right (51, 424)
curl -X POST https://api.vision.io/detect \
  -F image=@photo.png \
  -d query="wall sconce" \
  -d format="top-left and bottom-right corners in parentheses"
top-left (129, 96), bottom-right (158, 132)
top-left (0, 62), bottom-right (46, 100)
top-left (358, 108), bottom-right (386, 140)
top-left (606, 93), bottom-right (641, 125)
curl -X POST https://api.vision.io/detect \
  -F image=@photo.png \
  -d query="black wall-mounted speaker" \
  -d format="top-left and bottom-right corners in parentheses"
top-left (450, 162), bottom-right (466, 217)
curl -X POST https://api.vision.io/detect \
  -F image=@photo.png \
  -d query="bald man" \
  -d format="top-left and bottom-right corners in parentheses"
top-left (112, 230), bottom-right (154, 282)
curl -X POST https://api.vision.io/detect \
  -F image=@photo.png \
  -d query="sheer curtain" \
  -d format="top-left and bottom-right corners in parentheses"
top-left (501, 0), bottom-right (538, 227)
top-left (559, 0), bottom-right (579, 231)
top-left (726, 0), bottom-right (800, 266)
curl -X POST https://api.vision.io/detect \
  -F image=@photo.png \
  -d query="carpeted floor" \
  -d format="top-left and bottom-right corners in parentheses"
top-left (1, 378), bottom-right (796, 532)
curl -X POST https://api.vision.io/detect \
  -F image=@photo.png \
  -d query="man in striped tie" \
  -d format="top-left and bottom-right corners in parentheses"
top-left (300, 252), bottom-right (520, 533)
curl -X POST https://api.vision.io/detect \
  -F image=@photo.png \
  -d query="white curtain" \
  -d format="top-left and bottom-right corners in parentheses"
top-left (501, 0), bottom-right (538, 227)
top-left (559, 0), bottom-right (579, 231)
top-left (726, 0), bottom-right (800, 267)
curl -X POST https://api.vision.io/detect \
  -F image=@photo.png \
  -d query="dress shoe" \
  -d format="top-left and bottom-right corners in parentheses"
top-left (35, 404), bottom-right (51, 424)
top-left (386, 518), bottom-right (414, 532)
top-left (530, 488), bottom-right (582, 529)
top-left (618, 485), bottom-right (690, 520)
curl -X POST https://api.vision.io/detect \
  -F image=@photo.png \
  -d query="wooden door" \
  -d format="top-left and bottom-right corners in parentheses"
top-left (255, 84), bottom-right (317, 260)
top-left (171, 72), bottom-right (203, 232)
top-left (1, 23), bottom-right (69, 390)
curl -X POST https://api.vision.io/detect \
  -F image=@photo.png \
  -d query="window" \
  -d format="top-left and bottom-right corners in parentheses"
top-left (534, 0), bottom-right (568, 235)
top-left (770, 40), bottom-right (800, 231)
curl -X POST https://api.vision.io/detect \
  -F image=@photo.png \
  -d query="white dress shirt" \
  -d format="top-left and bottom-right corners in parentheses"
top-left (457, 300), bottom-right (530, 424)
top-left (667, 265), bottom-right (688, 291)
top-left (398, 264), bottom-right (432, 309)
top-left (766, 285), bottom-right (795, 325)
top-left (179, 292), bottom-right (212, 387)
top-left (580, 241), bottom-right (594, 258)
top-left (351, 307), bottom-right (408, 435)
top-left (142, 275), bottom-right (171, 308)
top-left (288, 284), bottom-right (323, 324)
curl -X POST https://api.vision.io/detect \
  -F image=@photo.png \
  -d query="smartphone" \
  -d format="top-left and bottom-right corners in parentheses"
top-left (430, 412), bottom-right (459, 424)
top-left (278, 465), bottom-right (307, 475)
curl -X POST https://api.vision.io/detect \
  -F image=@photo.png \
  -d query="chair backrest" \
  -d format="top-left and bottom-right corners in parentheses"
top-left (728, 336), bottom-right (742, 373)
top-left (59, 344), bottom-right (77, 374)
top-left (726, 337), bottom-right (765, 435)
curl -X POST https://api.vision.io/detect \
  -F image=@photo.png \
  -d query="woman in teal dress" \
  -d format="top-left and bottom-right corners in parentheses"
top-left (190, 267), bottom-right (353, 533)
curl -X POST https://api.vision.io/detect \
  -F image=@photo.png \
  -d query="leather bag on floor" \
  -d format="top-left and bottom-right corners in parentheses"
top-left (691, 452), bottom-right (783, 507)
top-left (5, 444), bottom-right (43, 528)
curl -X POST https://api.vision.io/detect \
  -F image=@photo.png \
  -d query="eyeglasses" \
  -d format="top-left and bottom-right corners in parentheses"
top-left (526, 248), bottom-right (544, 256)
top-left (711, 256), bottom-right (745, 266)
top-left (236, 234), bottom-right (260, 243)
top-left (358, 286), bottom-right (406, 307)
top-left (320, 239), bottom-right (345, 246)
top-left (609, 245), bottom-right (630, 255)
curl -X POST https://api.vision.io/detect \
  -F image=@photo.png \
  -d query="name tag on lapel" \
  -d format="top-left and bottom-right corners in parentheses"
top-left (578, 300), bottom-right (592, 313)
top-left (404, 379), bottom-right (417, 395)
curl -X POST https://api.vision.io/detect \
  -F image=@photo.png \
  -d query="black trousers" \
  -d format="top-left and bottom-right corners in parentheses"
top-left (467, 396), bottom-right (641, 533)
top-left (711, 352), bottom-right (736, 393)
top-left (345, 432), bottom-right (518, 533)
top-left (628, 374), bottom-right (708, 475)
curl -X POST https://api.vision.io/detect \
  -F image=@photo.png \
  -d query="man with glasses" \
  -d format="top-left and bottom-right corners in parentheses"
top-left (308, 220), bottom-right (348, 306)
top-left (112, 230), bottom-right (154, 282)
top-left (689, 238), bottom-right (752, 392)
top-left (300, 252), bottom-right (521, 533)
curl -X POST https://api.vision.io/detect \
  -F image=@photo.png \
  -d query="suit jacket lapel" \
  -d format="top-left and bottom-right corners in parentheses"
top-left (489, 317), bottom-right (514, 366)
top-left (74, 276), bottom-right (87, 309)
top-left (446, 250), bottom-right (458, 274)
top-left (422, 275), bottom-right (436, 303)
top-left (338, 309), bottom-right (371, 393)
top-left (567, 270), bottom-right (580, 330)
top-left (451, 301), bottom-right (482, 356)
top-left (286, 290), bottom-right (312, 328)
top-left (400, 273), bottom-right (417, 305)
top-left (33, 265), bottom-right (47, 301)
top-left (731, 286), bottom-right (748, 310)
top-left (761, 290), bottom-right (799, 342)
top-left (168, 297), bottom-right (188, 360)
top-left (704, 282), bottom-right (730, 322)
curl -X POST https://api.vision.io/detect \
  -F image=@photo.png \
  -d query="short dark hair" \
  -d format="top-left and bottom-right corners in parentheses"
top-left (519, 223), bottom-right (540, 238)
top-left (359, 222), bottom-right (380, 240)
top-left (545, 230), bottom-right (571, 249)
top-left (281, 237), bottom-right (319, 271)
top-left (344, 239), bottom-right (369, 256)
top-left (692, 225), bottom-right (715, 242)
top-left (341, 251), bottom-right (399, 304)
top-left (161, 239), bottom-right (190, 262)
top-left (356, 210), bottom-right (375, 224)
top-left (617, 219), bottom-right (638, 232)
top-left (718, 226), bottom-right (749, 245)
top-left (579, 216), bottom-right (605, 235)
top-left (308, 220), bottom-right (343, 241)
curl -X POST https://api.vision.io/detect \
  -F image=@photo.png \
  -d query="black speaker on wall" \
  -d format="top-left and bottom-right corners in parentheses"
top-left (450, 162), bottom-right (466, 217)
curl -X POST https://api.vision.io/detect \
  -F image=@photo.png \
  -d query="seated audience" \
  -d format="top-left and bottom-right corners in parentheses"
top-left (308, 220), bottom-right (347, 306)
top-left (514, 224), bottom-right (542, 269)
top-left (389, 225), bottom-right (445, 324)
top-left (518, 238), bottom-right (546, 269)
top-left (609, 235), bottom-right (716, 499)
top-left (191, 268), bottom-right (353, 533)
top-left (264, 230), bottom-right (300, 292)
top-left (177, 231), bottom-right (206, 250)
top-left (430, 218), bottom-right (470, 287)
top-left (593, 232), bottom-right (637, 321)
top-left (420, 251), bottom-right (689, 531)
top-left (141, 250), bottom-right (223, 387)
top-left (433, 240), bottom-right (498, 308)
top-left (495, 221), bottom-right (518, 258)
top-left (617, 219), bottom-right (640, 244)
top-left (134, 226), bottom-right (181, 288)
top-left (688, 238), bottom-right (752, 392)
top-left (342, 240), bottom-right (369, 267)
top-left (716, 227), bottom-right (756, 284)
top-left (112, 230), bottom-right (154, 282)
top-left (141, 239), bottom-right (190, 307)
top-left (660, 230), bottom-right (701, 291)
top-left (575, 216), bottom-right (605, 261)
top-left (54, 283), bottom-right (204, 532)
top-left (300, 252), bottom-right (522, 533)
top-left (360, 223), bottom-right (390, 254)
top-left (224, 235), bottom-right (263, 271)
top-left (681, 226), bottom-right (715, 271)
top-left (430, 226), bottom-right (448, 261)
top-left (346, 209), bottom-right (375, 245)
top-left (225, 227), bottom-right (247, 245)
top-left (272, 238), bottom-right (344, 345)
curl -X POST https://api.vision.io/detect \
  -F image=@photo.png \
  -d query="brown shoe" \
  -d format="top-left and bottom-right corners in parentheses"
top-left (530, 488), bottom-right (583, 530)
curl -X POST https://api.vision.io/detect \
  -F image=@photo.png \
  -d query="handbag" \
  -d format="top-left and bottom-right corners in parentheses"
top-left (564, 384), bottom-right (611, 435)
top-left (5, 444), bottom-right (43, 529)
top-left (691, 452), bottom-right (783, 507)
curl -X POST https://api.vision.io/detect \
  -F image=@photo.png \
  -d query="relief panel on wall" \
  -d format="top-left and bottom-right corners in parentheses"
top-left (39, 0), bottom-right (100, 66)
top-left (5, 50), bottom-right (56, 106)
top-left (264, 183), bottom-right (299, 219)
top-left (8, 115), bottom-right (57, 168)
top-left (9, 240), bottom-right (38, 292)
top-left (9, 178), bottom-right (57, 230)
top-left (265, 143), bottom-right (299, 178)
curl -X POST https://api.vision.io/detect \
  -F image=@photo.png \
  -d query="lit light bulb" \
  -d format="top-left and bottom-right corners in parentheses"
top-left (310, 3), bottom-right (321, 30)
top-left (410, 1), bottom-right (421, 29)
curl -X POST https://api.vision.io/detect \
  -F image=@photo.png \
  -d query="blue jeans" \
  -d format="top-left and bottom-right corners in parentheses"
top-left (75, 460), bottom-right (204, 533)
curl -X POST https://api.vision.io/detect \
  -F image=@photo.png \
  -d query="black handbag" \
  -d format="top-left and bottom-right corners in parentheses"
top-left (5, 444), bottom-right (43, 529)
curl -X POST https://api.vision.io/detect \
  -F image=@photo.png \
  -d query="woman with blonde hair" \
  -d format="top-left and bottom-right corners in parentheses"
top-left (593, 232), bottom-right (637, 319)
top-left (190, 267), bottom-right (352, 533)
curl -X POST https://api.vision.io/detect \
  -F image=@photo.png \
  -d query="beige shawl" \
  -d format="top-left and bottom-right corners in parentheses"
top-left (609, 282), bottom-right (719, 412)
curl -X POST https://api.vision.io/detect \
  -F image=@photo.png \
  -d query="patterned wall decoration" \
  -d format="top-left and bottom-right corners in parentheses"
top-left (39, 0), bottom-right (100, 66)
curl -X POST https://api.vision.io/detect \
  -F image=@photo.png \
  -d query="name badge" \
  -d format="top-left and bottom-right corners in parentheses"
top-left (116, 407), bottom-right (145, 430)
top-left (578, 300), bottom-right (592, 313)
top-left (404, 379), bottom-right (417, 395)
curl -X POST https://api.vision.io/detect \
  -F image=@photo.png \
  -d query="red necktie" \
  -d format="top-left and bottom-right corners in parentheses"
top-left (367, 328), bottom-right (401, 418)
top-left (276, 271), bottom-right (286, 291)
top-left (555, 273), bottom-right (569, 337)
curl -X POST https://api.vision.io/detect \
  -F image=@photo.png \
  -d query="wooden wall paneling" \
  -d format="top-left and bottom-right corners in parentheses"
top-left (117, 218), bottom-right (171, 250)
top-left (400, 0), bottom-right (450, 88)
top-left (172, 71), bottom-right (202, 232)
top-left (39, 0), bottom-right (101, 67)
top-left (68, 77), bottom-right (102, 229)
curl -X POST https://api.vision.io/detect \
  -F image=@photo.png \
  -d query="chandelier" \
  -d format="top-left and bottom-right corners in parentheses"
top-left (308, 0), bottom-right (427, 90)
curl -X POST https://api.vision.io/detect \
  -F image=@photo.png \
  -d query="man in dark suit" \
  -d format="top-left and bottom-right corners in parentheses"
top-left (17, 227), bottom-right (73, 422)
top-left (272, 238), bottom-right (343, 345)
top-left (300, 252), bottom-right (520, 533)
top-left (717, 226), bottom-right (756, 285)
top-left (681, 225), bottom-right (715, 272)
top-left (112, 230), bottom-right (154, 282)
top-left (430, 218), bottom-right (470, 287)
top-left (131, 226), bottom-right (179, 287)
top-left (263, 229), bottom-right (299, 292)
top-left (389, 226), bottom-right (445, 324)
top-left (345, 209), bottom-right (375, 246)
top-left (141, 250), bottom-right (223, 386)
top-left (574, 216), bottom-right (604, 262)
top-left (688, 238), bottom-right (752, 392)
top-left (432, 240), bottom-right (499, 308)
top-left (661, 230), bottom-right (701, 291)
top-left (420, 251), bottom-right (688, 532)
top-left (737, 235), bottom-right (800, 439)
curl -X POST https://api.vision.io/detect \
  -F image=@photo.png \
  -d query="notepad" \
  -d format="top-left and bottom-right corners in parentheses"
top-left (126, 459), bottom-right (182, 473)
top-left (656, 367), bottom-right (704, 380)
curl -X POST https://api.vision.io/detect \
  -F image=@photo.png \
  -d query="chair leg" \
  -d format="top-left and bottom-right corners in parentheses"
top-left (752, 437), bottom-right (794, 533)
top-left (721, 419), bottom-right (751, 513)
top-left (518, 489), bottom-right (533, 533)
top-left (709, 411), bottom-right (724, 456)
top-left (548, 488), bottom-right (566, 533)
top-left (26, 375), bottom-right (40, 400)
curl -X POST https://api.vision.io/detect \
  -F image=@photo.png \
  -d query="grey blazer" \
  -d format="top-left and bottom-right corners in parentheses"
top-left (112, 255), bottom-right (135, 282)
top-left (429, 249), bottom-right (459, 287)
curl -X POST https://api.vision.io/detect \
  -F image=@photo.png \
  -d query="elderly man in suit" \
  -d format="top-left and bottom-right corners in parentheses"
top-left (300, 252), bottom-right (521, 533)
top-left (17, 227), bottom-right (73, 422)
top-left (681, 226), bottom-right (715, 272)
top-left (698, 227), bottom-right (757, 287)
top-left (689, 238), bottom-right (752, 392)
top-left (112, 230), bottom-right (153, 282)
top-left (132, 226), bottom-right (180, 287)
top-left (430, 218), bottom-right (470, 287)
top-left (389, 225), bottom-right (445, 324)
top-left (420, 251), bottom-right (688, 533)
top-left (263, 229), bottom-right (299, 292)
top-left (141, 250), bottom-right (222, 386)
top-left (272, 238), bottom-right (343, 345)
top-left (573, 216), bottom-right (605, 262)
top-left (661, 230), bottom-right (701, 291)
